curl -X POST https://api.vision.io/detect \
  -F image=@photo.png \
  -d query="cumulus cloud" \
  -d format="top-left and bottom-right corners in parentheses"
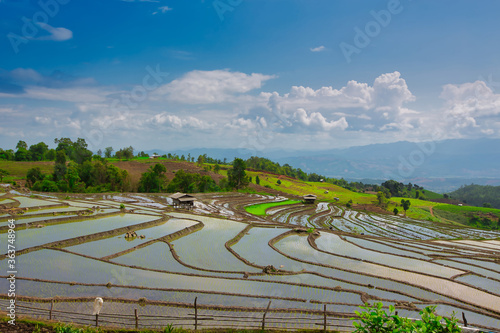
top-left (310, 46), bottom-right (325, 52)
top-left (149, 113), bottom-right (212, 129)
top-left (257, 71), bottom-right (417, 134)
top-left (36, 23), bottom-right (73, 41)
top-left (154, 69), bottom-right (275, 104)
top-left (4, 67), bottom-right (498, 151)
top-left (372, 72), bottom-right (416, 110)
top-left (264, 71), bottom-right (413, 113)
top-left (292, 108), bottom-right (348, 131)
top-left (433, 80), bottom-right (500, 137)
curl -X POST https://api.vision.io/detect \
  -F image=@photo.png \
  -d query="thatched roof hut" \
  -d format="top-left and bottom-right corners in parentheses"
top-left (169, 192), bottom-right (196, 207)
top-left (303, 194), bottom-right (317, 204)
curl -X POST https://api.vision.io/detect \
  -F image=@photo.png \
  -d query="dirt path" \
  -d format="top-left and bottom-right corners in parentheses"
top-left (430, 206), bottom-right (435, 217)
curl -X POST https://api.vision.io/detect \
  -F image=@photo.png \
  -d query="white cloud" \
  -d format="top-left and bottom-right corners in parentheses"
top-left (153, 6), bottom-right (172, 14)
top-left (437, 80), bottom-right (500, 137)
top-left (310, 46), bottom-right (325, 52)
top-left (292, 108), bottom-right (348, 131)
top-left (36, 23), bottom-right (73, 41)
top-left (258, 71), bottom-right (417, 134)
top-left (154, 69), bottom-right (275, 104)
top-left (22, 86), bottom-right (110, 103)
top-left (35, 116), bottom-right (51, 125)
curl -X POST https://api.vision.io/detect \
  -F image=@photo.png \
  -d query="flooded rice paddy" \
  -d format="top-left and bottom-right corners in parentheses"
top-left (1, 192), bottom-right (500, 330)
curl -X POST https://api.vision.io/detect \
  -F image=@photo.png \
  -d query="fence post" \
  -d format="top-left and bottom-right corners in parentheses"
top-left (323, 304), bottom-right (327, 333)
top-left (194, 297), bottom-right (198, 331)
top-left (49, 299), bottom-right (54, 320)
top-left (135, 309), bottom-right (139, 329)
top-left (261, 301), bottom-right (272, 330)
top-left (95, 314), bottom-right (99, 327)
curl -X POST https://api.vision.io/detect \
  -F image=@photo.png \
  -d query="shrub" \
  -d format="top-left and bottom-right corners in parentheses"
top-left (353, 302), bottom-right (461, 332)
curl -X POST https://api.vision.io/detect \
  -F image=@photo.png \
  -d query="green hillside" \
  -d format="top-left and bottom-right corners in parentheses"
top-left (448, 184), bottom-right (500, 209)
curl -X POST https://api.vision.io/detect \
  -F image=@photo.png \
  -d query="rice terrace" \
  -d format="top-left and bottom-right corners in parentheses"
top-left (3, 1), bottom-right (500, 332)
top-left (1, 172), bottom-right (500, 331)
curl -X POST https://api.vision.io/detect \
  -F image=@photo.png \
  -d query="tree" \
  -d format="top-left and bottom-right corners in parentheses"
top-left (0, 169), bottom-right (9, 182)
top-left (29, 142), bottom-right (49, 161)
top-left (72, 138), bottom-right (93, 164)
top-left (104, 147), bottom-right (114, 158)
top-left (116, 146), bottom-right (134, 160)
top-left (53, 151), bottom-right (67, 181)
top-left (415, 190), bottom-right (420, 199)
top-left (197, 155), bottom-right (204, 166)
top-left (138, 163), bottom-right (167, 193)
top-left (14, 147), bottom-right (31, 161)
top-left (97, 149), bottom-right (102, 157)
top-left (277, 179), bottom-right (281, 185)
top-left (227, 158), bottom-right (249, 190)
top-left (167, 169), bottom-right (219, 193)
top-left (0, 149), bottom-right (15, 161)
top-left (26, 167), bottom-right (43, 187)
top-left (16, 140), bottom-right (28, 150)
top-left (54, 138), bottom-right (74, 156)
top-left (376, 191), bottom-right (388, 207)
top-left (66, 162), bottom-right (82, 192)
top-left (45, 149), bottom-right (56, 161)
top-left (483, 202), bottom-right (492, 208)
top-left (213, 164), bottom-right (221, 174)
top-left (255, 175), bottom-right (260, 185)
top-left (393, 208), bottom-right (399, 215)
top-left (401, 199), bottom-right (411, 216)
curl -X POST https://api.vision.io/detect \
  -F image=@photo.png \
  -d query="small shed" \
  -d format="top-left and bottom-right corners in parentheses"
top-left (170, 192), bottom-right (196, 208)
top-left (303, 194), bottom-right (317, 204)
top-left (150, 153), bottom-right (161, 159)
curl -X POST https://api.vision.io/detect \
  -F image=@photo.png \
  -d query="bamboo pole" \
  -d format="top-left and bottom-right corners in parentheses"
top-left (194, 297), bottom-right (198, 331)
top-left (135, 309), bottom-right (139, 329)
top-left (49, 300), bottom-right (54, 320)
top-left (261, 301), bottom-right (272, 330)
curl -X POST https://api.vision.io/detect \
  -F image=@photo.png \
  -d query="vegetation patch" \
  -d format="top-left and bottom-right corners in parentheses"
top-left (244, 200), bottom-right (301, 216)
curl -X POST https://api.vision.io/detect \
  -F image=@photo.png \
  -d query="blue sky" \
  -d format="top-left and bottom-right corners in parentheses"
top-left (1, 0), bottom-right (500, 153)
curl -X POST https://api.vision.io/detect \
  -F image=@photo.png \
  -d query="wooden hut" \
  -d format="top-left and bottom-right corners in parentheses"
top-left (303, 194), bottom-right (317, 204)
top-left (170, 192), bottom-right (196, 208)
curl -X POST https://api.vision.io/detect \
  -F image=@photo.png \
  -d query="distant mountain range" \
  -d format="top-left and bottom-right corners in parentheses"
top-left (147, 138), bottom-right (500, 193)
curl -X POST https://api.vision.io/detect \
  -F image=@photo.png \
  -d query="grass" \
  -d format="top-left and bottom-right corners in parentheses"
top-left (247, 171), bottom-right (374, 205)
top-left (432, 207), bottom-right (469, 225)
top-left (1, 316), bottom-right (341, 333)
top-left (406, 207), bottom-right (441, 222)
top-left (245, 199), bottom-right (301, 216)
top-left (0, 160), bottom-right (54, 179)
top-left (434, 204), bottom-right (500, 215)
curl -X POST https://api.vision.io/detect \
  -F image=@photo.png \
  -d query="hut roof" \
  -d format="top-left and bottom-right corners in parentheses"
top-left (303, 194), bottom-right (317, 199)
top-left (170, 192), bottom-right (196, 201)
top-left (178, 197), bottom-right (196, 202)
top-left (170, 192), bottom-right (189, 199)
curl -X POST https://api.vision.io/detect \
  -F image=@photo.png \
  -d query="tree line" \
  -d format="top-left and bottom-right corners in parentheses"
top-left (449, 184), bottom-right (500, 209)
top-left (1, 139), bottom-right (431, 199)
